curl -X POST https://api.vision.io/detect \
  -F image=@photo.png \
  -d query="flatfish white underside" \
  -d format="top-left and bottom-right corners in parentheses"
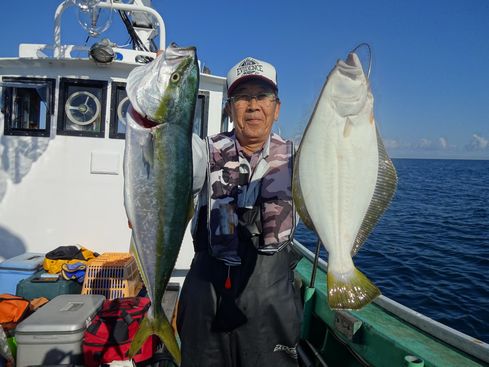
top-left (294, 52), bottom-right (397, 309)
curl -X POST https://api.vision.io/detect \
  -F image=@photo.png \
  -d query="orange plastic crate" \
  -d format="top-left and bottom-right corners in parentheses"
top-left (81, 252), bottom-right (143, 299)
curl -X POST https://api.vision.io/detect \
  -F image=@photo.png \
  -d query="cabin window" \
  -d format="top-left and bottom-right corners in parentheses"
top-left (57, 78), bottom-right (107, 138)
top-left (221, 112), bottom-right (229, 133)
top-left (1, 77), bottom-right (55, 137)
top-left (109, 82), bottom-right (129, 139)
top-left (194, 92), bottom-right (209, 139)
top-left (108, 90), bottom-right (210, 140)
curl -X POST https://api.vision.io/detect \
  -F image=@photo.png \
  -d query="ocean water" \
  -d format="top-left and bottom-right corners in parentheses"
top-left (294, 158), bottom-right (489, 343)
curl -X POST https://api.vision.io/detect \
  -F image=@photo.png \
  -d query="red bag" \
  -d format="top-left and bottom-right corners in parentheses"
top-left (82, 297), bottom-right (159, 366)
top-left (0, 294), bottom-right (30, 324)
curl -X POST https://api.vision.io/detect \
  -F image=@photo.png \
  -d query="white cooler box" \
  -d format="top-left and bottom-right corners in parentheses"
top-left (15, 294), bottom-right (105, 367)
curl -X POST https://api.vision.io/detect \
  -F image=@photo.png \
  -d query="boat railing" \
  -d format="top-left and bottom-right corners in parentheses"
top-left (53, 0), bottom-right (166, 59)
top-left (18, 43), bottom-right (156, 65)
top-left (18, 44), bottom-right (90, 59)
top-left (291, 239), bottom-right (489, 364)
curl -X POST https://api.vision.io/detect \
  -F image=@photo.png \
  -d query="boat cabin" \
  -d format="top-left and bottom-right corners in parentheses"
top-left (0, 1), bottom-right (228, 273)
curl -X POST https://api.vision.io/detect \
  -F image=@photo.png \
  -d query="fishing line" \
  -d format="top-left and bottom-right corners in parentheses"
top-left (272, 121), bottom-right (282, 136)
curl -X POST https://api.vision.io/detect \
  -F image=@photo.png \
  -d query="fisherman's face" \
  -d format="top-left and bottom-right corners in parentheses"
top-left (226, 79), bottom-right (280, 153)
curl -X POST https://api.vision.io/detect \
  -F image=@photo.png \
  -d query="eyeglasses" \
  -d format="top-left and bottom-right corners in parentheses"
top-left (227, 93), bottom-right (278, 107)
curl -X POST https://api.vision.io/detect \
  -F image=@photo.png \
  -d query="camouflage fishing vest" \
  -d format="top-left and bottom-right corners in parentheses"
top-left (206, 131), bottom-right (295, 266)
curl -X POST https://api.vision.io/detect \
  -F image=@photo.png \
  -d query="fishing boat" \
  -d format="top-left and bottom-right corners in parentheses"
top-left (0, 1), bottom-right (488, 366)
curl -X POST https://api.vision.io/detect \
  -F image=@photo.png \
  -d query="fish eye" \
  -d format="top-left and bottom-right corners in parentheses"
top-left (171, 72), bottom-right (181, 83)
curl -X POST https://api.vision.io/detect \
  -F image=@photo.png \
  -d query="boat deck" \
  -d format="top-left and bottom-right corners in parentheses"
top-left (294, 253), bottom-right (488, 367)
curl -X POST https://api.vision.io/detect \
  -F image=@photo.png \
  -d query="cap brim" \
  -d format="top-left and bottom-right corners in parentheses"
top-left (227, 75), bottom-right (277, 96)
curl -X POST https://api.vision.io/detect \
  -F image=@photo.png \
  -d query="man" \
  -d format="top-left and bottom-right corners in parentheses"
top-left (177, 57), bottom-right (302, 367)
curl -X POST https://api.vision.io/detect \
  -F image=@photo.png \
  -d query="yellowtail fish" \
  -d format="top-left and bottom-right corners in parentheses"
top-left (123, 43), bottom-right (199, 364)
top-left (293, 51), bottom-right (397, 310)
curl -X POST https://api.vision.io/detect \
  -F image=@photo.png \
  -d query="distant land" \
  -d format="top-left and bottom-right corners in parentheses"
top-left (288, 134), bottom-right (489, 161)
top-left (389, 153), bottom-right (489, 161)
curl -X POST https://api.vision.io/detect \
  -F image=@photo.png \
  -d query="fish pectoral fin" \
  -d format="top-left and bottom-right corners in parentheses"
top-left (142, 134), bottom-right (155, 178)
top-left (327, 267), bottom-right (380, 310)
top-left (343, 117), bottom-right (353, 138)
top-left (128, 314), bottom-right (181, 366)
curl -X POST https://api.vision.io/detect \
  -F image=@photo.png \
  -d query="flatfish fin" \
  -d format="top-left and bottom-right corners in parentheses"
top-left (351, 126), bottom-right (398, 256)
top-left (328, 266), bottom-right (381, 310)
top-left (292, 148), bottom-right (316, 231)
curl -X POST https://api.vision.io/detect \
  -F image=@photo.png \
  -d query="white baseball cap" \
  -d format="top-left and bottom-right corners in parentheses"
top-left (226, 57), bottom-right (278, 95)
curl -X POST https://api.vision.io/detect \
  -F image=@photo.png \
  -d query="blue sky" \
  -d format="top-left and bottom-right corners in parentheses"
top-left (2, 0), bottom-right (488, 159)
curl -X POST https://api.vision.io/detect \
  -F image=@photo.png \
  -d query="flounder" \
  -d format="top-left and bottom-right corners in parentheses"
top-left (293, 51), bottom-right (397, 310)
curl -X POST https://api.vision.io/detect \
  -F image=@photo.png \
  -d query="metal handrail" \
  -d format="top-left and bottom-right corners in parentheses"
top-left (291, 239), bottom-right (489, 364)
top-left (53, 0), bottom-right (166, 58)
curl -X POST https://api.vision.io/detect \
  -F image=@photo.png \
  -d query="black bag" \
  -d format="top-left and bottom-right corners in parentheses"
top-left (45, 246), bottom-right (85, 260)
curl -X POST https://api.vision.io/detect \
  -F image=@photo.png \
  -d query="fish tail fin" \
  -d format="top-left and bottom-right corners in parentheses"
top-left (128, 313), bottom-right (181, 366)
top-left (327, 266), bottom-right (380, 310)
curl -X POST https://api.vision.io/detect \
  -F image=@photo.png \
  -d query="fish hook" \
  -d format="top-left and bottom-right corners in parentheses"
top-left (350, 42), bottom-right (372, 79)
